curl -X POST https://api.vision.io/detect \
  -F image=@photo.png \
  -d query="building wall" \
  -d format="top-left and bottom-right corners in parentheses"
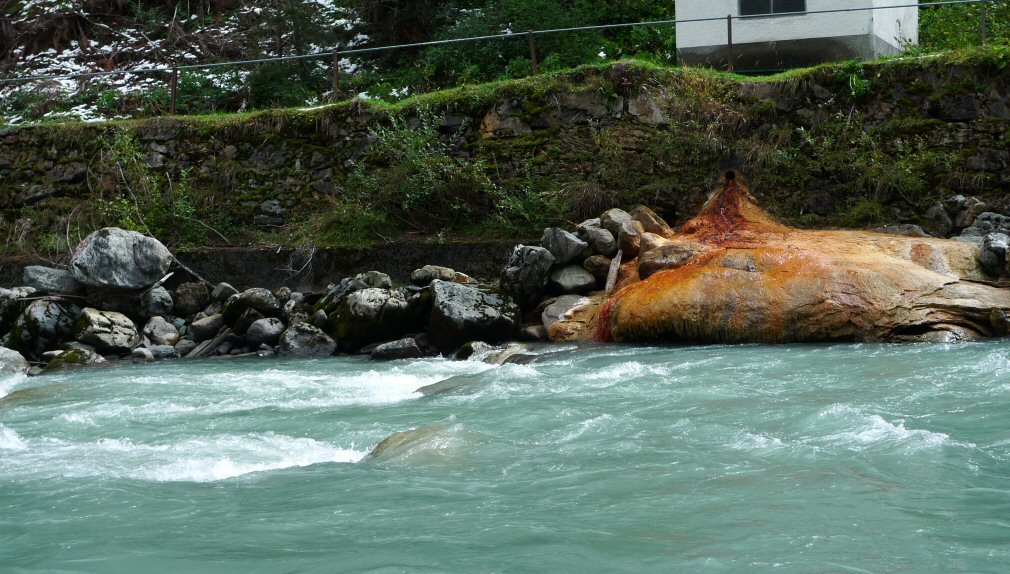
top-left (676, 0), bottom-right (872, 50)
top-left (871, 0), bottom-right (919, 52)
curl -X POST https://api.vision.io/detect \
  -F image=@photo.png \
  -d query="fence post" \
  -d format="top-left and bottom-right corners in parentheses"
top-left (528, 30), bottom-right (539, 75)
top-left (727, 14), bottom-right (735, 72)
top-left (332, 50), bottom-right (341, 102)
top-left (170, 67), bottom-right (178, 115)
top-left (982, 0), bottom-right (988, 46)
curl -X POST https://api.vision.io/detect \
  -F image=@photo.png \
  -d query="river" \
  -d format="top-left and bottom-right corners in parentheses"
top-left (2, 342), bottom-right (1010, 572)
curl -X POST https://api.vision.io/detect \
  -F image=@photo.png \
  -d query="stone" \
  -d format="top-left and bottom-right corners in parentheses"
top-left (42, 348), bottom-right (105, 373)
top-left (0, 347), bottom-right (28, 376)
top-left (583, 255), bottom-right (612, 283)
top-left (926, 202), bottom-right (954, 234)
top-left (327, 288), bottom-right (423, 351)
top-left (428, 281), bottom-right (521, 355)
top-left (139, 286), bottom-right (173, 318)
top-left (314, 271), bottom-right (393, 315)
top-left (232, 308), bottom-right (266, 335)
top-left (542, 295), bottom-right (591, 330)
top-left (548, 265), bottom-right (597, 295)
top-left (173, 282), bottom-right (209, 317)
top-left (575, 223), bottom-right (618, 258)
top-left (211, 282), bottom-right (239, 301)
top-left (371, 337), bottom-right (424, 361)
top-left (274, 286), bottom-right (292, 304)
top-left (143, 316), bottom-right (180, 346)
top-left (260, 199), bottom-right (286, 216)
top-left (600, 208), bottom-right (634, 240)
top-left (410, 265), bottom-right (456, 286)
top-left (147, 344), bottom-right (180, 360)
top-left (521, 325), bottom-right (549, 341)
top-left (978, 233), bottom-right (1010, 277)
top-left (0, 287), bottom-right (31, 336)
top-left (190, 313), bottom-right (225, 342)
top-left (132, 347), bottom-right (155, 363)
top-left (277, 323), bottom-right (337, 357)
top-left (9, 300), bottom-right (81, 359)
top-left (955, 199), bottom-right (988, 229)
top-left (638, 241), bottom-right (711, 280)
top-left (638, 232), bottom-right (672, 258)
top-left (22, 266), bottom-right (83, 295)
top-left (962, 212), bottom-right (1010, 238)
top-left (70, 227), bottom-right (173, 290)
top-left (500, 245), bottom-right (555, 311)
top-left (874, 224), bottom-right (930, 238)
top-left (541, 228), bottom-right (590, 266)
top-left (593, 182), bottom-right (1010, 345)
top-left (452, 341), bottom-right (494, 361)
top-left (617, 220), bottom-right (645, 259)
top-left (174, 339), bottom-right (197, 356)
top-left (245, 318), bottom-right (285, 347)
top-left (239, 288), bottom-right (280, 315)
top-left (630, 205), bottom-right (673, 236)
top-left (74, 308), bottom-right (141, 355)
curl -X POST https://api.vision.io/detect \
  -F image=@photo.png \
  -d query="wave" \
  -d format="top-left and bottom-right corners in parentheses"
top-left (0, 432), bottom-right (367, 482)
top-left (0, 424), bottom-right (27, 450)
top-left (811, 404), bottom-right (973, 453)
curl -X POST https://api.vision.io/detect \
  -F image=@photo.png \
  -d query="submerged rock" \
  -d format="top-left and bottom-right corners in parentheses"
top-left (70, 228), bottom-right (173, 290)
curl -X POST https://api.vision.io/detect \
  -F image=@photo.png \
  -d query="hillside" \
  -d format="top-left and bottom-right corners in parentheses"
top-left (1, 0), bottom-right (1006, 124)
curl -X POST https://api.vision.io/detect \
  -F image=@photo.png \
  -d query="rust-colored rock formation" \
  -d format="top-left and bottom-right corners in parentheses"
top-left (582, 177), bottom-right (1010, 344)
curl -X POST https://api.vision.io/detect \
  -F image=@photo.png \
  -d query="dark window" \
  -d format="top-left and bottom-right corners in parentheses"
top-left (740, 0), bottom-right (806, 16)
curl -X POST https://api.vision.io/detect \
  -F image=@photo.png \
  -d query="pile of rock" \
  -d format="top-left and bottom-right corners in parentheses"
top-left (0, 229), bottom-right (526, 375)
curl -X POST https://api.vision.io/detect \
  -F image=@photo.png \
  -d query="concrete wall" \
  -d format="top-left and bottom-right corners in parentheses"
top-left (871, 0), bottom-right (919, 52)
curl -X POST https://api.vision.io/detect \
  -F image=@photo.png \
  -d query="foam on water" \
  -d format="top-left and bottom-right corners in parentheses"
top-left (0, 424), bottom-right (27, 450)
top-left (811, 403), bottom-right (971, 453)
top-left (0, 432), bottom-right (367, 482)
top-left (0, 371), bottom-right (25, 399)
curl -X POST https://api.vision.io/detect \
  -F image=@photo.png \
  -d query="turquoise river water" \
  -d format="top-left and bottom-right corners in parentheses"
top-left (2, 342), bottom-right (1010, 573)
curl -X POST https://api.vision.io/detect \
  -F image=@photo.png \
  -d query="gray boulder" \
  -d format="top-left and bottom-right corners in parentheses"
top-left (617, 220), bottom-right (645, 259)
top-left (22, 266), bottom-right (83, 295)
top-left (314, 271), bottom-right (393, 315)
top-left (548, 265), bottom-right (597, 294)
top-left (576, 222), bottom-right (618, 258)
top-left (327, 288), bottom-right (423, 351)
top-left (0, 347), bottom-right (28, 376)
top-left (583, 255), bottom-right (612, 283)
top-left (174, 339), bottom-right (197, 356)
top-left (140, 286), bottom-right (174, 318)
top-left (189, 313), bottom-right (225, 342)
top-left (600, 208), bottom-right (634, 240)
top-left (245, 318), bottom-right (285, 347)
top-left (371, 337), bottom-right (424, 361)
top-left (428, 280), bottom-right (521, 355)
top-left (979, 233), bottom-right (1010, 277)
top-left (143, 316), bottom-right (180, 346)
top-left (232, 308), bottom-right (266, 335)
top-left (500, 245), bottom-right (555, 311)
top-left (541, 228), bottom-right (590, 266)
top-left (9, 300), bottom-right (81, 359)
top-left (962, 212), bottom-right (1010, 238)
top-left (74, 308), bottom-right (141, 355)
top-left (173, 282), bottom-right (209, 317)
top-left (0, 287), bottom-right (33, 336)
top-left (542, 295), bottom-right (591, 330)
top-left (70, 227), bottom-right (173, 290)
top-left (277, 323), bottom-right (337, 357)
top-left (131, 347), bottom-right (155, 363)
top-left (147, 344), bottom-right (180, 360)
top-left (410, 265), bottom-right (456, 286)
top-left (211, 282), bottom-right (239, 301)
top-left (630, 205), bottom-right (673, 236)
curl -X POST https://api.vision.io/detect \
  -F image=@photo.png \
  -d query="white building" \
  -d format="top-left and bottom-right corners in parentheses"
top-left (676, 0), bottom-right (919, 70)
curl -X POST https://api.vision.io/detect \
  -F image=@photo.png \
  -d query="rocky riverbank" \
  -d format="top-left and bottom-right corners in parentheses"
top-left (4, 177), bottom-right (1010, 377)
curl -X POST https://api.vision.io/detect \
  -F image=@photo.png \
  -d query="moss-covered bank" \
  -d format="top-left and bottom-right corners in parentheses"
top-left (1, 48), bottom-right (1008, 260)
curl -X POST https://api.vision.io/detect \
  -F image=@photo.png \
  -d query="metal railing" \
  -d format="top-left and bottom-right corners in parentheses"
top-left (0, 0), bottom-right (1000, 117)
